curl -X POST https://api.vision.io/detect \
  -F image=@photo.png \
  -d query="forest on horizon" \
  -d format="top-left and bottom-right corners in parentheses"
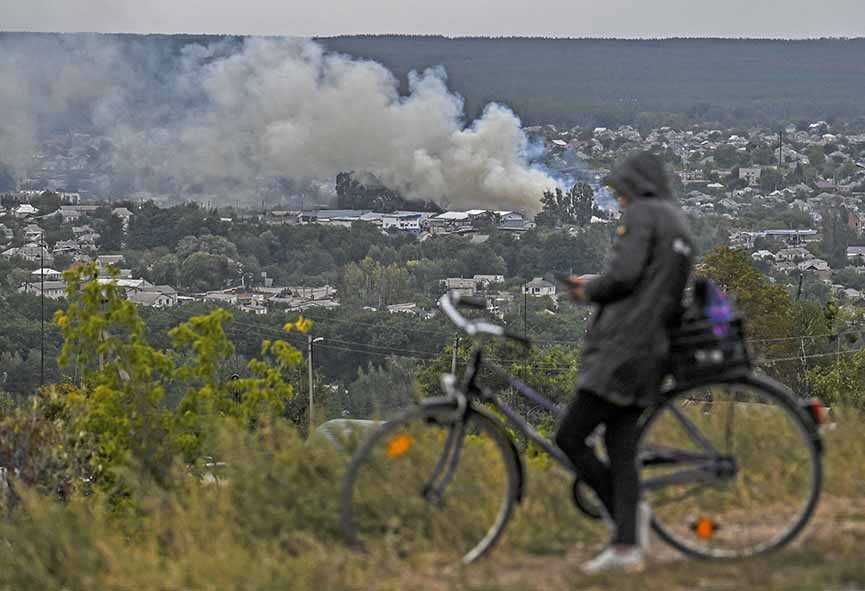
top-left (3, 31), bottom-right (864, 129)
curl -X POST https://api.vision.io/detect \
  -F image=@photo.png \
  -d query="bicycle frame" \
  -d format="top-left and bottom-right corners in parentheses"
top-left (436, 344), bottom-right (738, 497)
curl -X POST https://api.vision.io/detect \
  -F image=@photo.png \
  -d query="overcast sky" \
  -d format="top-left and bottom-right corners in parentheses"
top-left (2, 0), bottom-right (865, 38)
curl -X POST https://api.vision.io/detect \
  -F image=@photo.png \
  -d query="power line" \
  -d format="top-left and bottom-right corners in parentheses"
top-left (227, 322), bottom-right (436, 357)
top-left (761, 348), bottom-right (864, 364)
top-left (224, 325), bottom-right (582, 369)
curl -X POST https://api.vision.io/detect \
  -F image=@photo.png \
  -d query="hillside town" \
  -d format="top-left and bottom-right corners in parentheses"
top-left (3, 121), bottom-right (865, 318)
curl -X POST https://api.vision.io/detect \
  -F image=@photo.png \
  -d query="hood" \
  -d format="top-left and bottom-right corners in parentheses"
top-left (604, 151), bottom-right (672, 200)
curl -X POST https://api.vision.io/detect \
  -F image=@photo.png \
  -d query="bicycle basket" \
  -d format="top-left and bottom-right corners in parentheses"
top-left (669, 316), bottom-right (752, 384)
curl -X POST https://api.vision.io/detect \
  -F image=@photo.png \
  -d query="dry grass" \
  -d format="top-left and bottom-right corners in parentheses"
top-left (0, 410), bottom-right (862, 590)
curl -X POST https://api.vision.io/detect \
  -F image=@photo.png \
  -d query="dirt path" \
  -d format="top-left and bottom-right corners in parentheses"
top-left (384, 495), bottom-right (865, 591)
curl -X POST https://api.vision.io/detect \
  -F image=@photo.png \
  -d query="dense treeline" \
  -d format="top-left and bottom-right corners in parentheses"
top-left (3, 33), bottom-right (865, 129)
top-left (117, 202), bottom-right (617, 290)
top-left (320, 36), bottom-right (865, 128)
top-left (0, 201), bottom-right (607, 397)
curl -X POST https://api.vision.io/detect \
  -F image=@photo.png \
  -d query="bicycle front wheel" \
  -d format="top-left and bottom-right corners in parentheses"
top-left (639, 375), bottom-right (822, 559)
top-left (340, 403), bottom-right (520, 565)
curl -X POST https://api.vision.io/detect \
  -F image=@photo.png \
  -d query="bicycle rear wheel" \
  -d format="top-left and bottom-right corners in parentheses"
top-left (340, 403), bottom-right (520, 565)
top-left (639, 375), bottom-right (822, 559)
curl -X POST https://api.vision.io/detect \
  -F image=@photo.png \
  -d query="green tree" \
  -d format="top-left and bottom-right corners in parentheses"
top-left (55, 264), bottom-right (176, 492)
top-left (149, 254), bottom-right (181, 286)
top-left (98, 213), bottom-right (125, 252)
top-left (808, 348), bottom-right (865, 408)
top-left (341, 359), bottom-right (418, 418)
top-left (821, 206), bottom-right (853, 269)
top-left (536, 183), bottom-right (594, 227)
top-left (714, 145), bottom-right (738, 168)
top-left (700, 247), bottom-right (795, 366)
top-left (759, 167), bottom-right (784, 192)
top-left (340, 257), bottom-right (411, 308)
top-left (807, 146), bottom-right (826, 170)
top-left (32, 191), bottom-right (60, 214)
top-left (51, 264), bottom-right (306, 497)
top-left (181, 252), bottom-right (238, 292)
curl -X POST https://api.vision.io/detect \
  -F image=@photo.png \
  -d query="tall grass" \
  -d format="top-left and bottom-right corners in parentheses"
top-left (0, 409), bottom-right (862, 590)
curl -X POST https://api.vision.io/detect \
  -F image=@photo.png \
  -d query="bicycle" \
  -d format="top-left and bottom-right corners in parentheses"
top-left (340, 292), bottom-right (825, 565)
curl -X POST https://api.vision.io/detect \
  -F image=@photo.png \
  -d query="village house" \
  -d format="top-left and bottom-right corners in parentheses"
top-left (751, 250), bottom-right (776, 262)
top-left (2, 243), bottom-right (53, 264)
top-left (19, 280), bottom-right (66, 300)
top-left (798, 259), bottom-right (832, 281)
top-left (385, 303), bottom-right (418, 314)
top-left (96, 277), bottom-right (153, 293)
top-left (775, 247), bottom-right (812, 263)
top-left (96, 254), bottom-right (125, 269)
top-left (23, 224), bottom-right (45, 242)
top-left (427, 211), bottom-right (474, 234)
top-left (71, 225), bottom-right (95, 238)
top-left (127, 285), bottom-right (178, 308)
top-left (31, 268), bottom-right (62, 281)
top-left (14, 204), bottom-right (37, 218)
top-left (381, 212), bottom-right (425, 232)
top-left (442, 277), bottom-right (478, 297)
top-left (473, 275), bottom-right (505, 289)
top-left (265, 285), bottom-right (339, 311)
top-left (847, 246), bottom-right (865, 263)
top-left (264, 210), bottom-right (302, 225)
top-left (52, 240), bottom-right (81, 256)
top-left (58, 205), bottom-right (99, 223)
top-left (523, 277), bottom-right (556, 297)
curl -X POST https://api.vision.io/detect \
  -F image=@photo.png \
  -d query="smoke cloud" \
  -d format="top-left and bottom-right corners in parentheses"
top-left (0, 34), bottom-right (558, 211)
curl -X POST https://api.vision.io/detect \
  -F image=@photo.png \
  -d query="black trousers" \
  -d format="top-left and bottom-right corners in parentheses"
top-left (554, 390), bottom-right (643, 545)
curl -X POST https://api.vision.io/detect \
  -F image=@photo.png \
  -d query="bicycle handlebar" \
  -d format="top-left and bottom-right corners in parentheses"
top-left (438, 292), bottom-right (531, 346)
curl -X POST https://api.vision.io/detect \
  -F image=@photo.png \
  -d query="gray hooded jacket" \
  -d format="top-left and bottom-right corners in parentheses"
top-left (578, 152), bottom-right (694, 407)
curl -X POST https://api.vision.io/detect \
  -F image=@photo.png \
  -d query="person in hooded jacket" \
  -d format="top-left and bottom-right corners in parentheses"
top-left (556, 151), bottom-right (694, 574)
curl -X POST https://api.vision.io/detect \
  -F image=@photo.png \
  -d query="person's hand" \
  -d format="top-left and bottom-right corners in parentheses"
top-left (562, 275), bottom-right (588, 302)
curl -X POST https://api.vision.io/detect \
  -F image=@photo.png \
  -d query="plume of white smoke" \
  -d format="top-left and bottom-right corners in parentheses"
top-left (0, 35), bottom-right (559, 210)
top-left (173, 39), bottom-right (557, 210)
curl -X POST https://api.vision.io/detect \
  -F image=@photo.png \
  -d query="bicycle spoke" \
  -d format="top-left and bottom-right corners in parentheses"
top-left (342, 406), bottom-right (518, 565)
top-left (670, 404), bottom-right (719, 454)
top-left (725, 385), bottom-right (735, 454)
top-left (640, 379), bottom-right (821, 559)
top-left (646, 481), bottom-right (715, 509)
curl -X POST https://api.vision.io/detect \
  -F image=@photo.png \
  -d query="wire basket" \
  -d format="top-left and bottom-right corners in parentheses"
top-left (669, 317), bottom-right (752, 384)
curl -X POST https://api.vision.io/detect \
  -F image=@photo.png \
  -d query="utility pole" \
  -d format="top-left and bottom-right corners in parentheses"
top-left (307, 336), bottom-right (324, 432)
top-left (40, 232), bottom-right (44, 387)
top-left (523, 282), bottom-right (528, 339)
top-left (451, 336), bottom-right (460, 374)
top-left (778, 130), bottom-right (783, 170)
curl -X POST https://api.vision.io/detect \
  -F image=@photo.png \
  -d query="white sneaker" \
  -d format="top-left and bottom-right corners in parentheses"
top-left (581, 546), bottom-right (644, 575)
top-left (638, 501), bottom-right (652, 551)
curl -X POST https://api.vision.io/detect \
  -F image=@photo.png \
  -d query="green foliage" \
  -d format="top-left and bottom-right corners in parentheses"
top-left (340, 256), bottom-right (411, 308)
top-left (808, 349), bottom-right (865, 408)
top-left (55, 264), bottom-right (176, 490)
top-left (536, 183), bottom-right (594, 227)
top-left (822, 205), bottom-right (855, 269)
top-left (39, 265), bottom-right (306, 497)
top-left (180, 251), bottom-right (239, 292)
top-left (341, 358), bottom-right (418, 418)
top-left (335, 171), bottom-right (440, 212)
top-left (31, 191), bottom-right (60, 215)
top-left (701, 247), bottom-right (794, 344)
top-left (148, 253), bottom-right (180, 286)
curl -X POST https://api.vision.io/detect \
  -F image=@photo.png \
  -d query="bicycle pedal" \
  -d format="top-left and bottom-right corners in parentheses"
top-left (422, 485), bottom-right (444, 506)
